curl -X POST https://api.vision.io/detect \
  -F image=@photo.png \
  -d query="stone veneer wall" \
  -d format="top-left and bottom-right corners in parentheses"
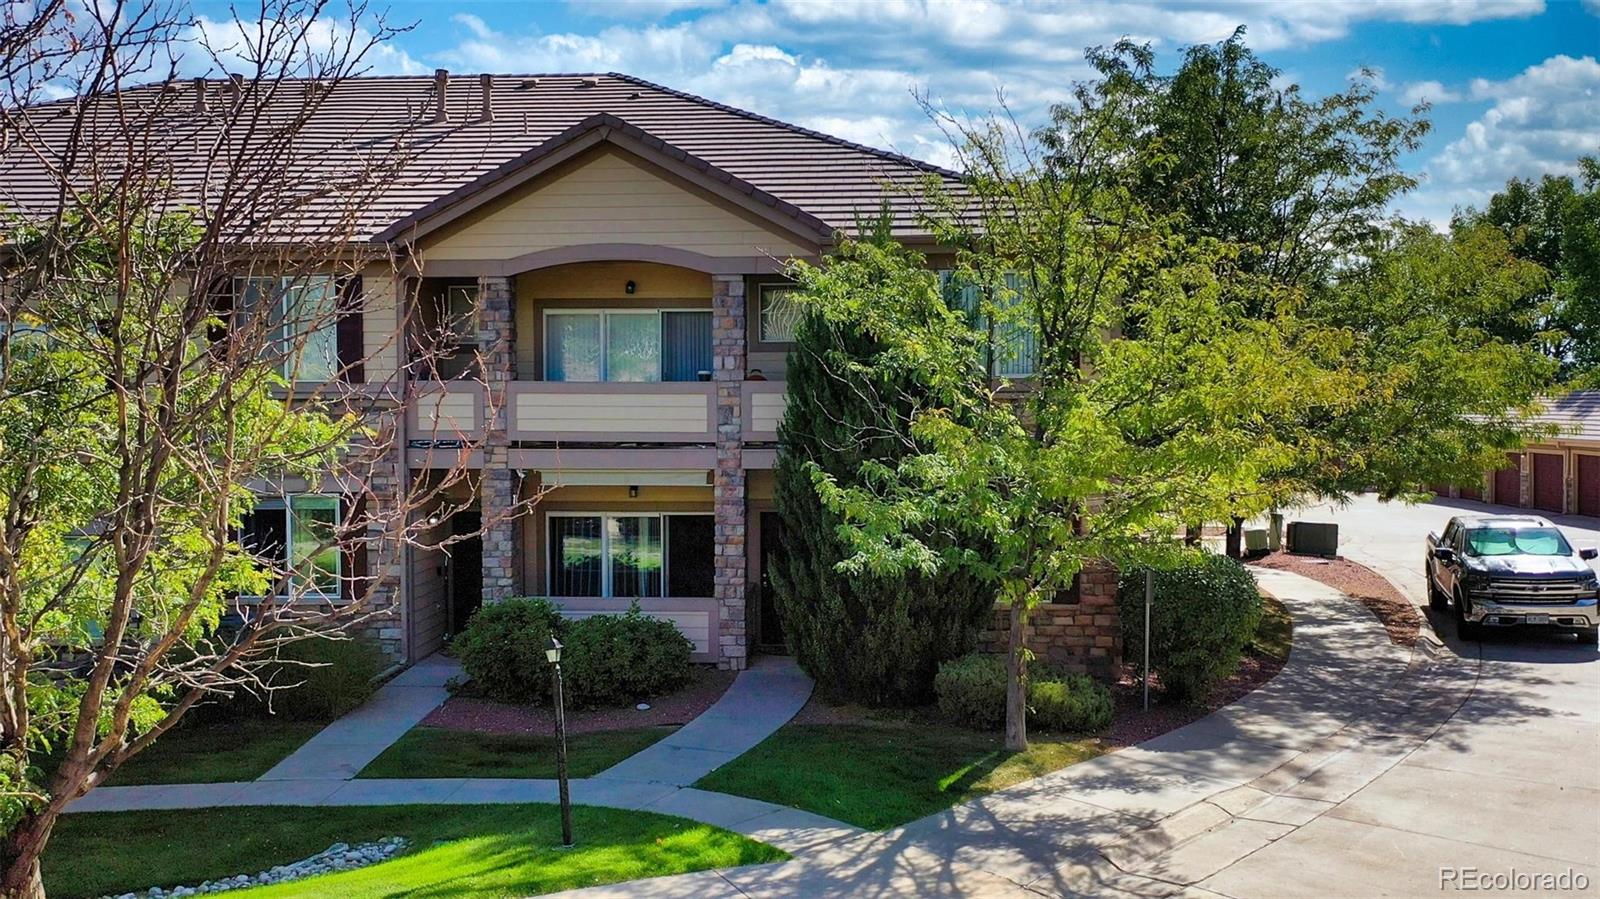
top-left (711, 274), bottom-right (748, 670)
top-left (978, 563), bottom-right (1122, 680)
top-left (478, 275), bottom-right (521, 601)
top-left (356, 424), bottom-right (407, 663)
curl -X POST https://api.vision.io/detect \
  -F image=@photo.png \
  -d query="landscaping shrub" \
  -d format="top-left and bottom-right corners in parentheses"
top-left (1118, 554), bottom-right (1262, 703)
top-left (266, 636), bottom-right (386, 721)
top-left (934, 653), bottom-right (1113, 733)
top-left (933, 652), bottom-right (1009, 730)
top-left (560, 605), bottom-right (694, 709)
top-left (1028, 673), bottom-right (1113, 733)
top-left (454, 598), bottom-right (563, 704)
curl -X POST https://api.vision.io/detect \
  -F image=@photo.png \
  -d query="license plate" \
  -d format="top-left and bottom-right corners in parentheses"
top-left (1526, 614), bottom-right (1550, 625)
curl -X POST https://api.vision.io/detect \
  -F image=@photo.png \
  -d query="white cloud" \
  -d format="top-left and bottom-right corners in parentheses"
top-left (1400, 79), bottom-right (1464, 105)
top-left (1411, 54), bottom-right (1600, 221)
top-left (564, 0), bottom-right (729, 19)
top-left (1582, 0), bottom-right (1599, 13)
top-left (183, 13), bottom-right (425, 77)
top-left (1347, 66), bottom-right (1392, 90)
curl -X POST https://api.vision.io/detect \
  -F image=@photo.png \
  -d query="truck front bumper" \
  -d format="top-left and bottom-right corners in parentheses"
top-left (1465, 597), bottom-right (1599, 628)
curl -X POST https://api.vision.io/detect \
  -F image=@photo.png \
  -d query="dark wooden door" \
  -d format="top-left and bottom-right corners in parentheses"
top-left (757, 511), bottom-right (788, 653)
top-left (449, 511), bottom-right (483, 638)
top-left (1578, 454), bottom-right (1600, 518)
top-left (1531, 453), bottom-right (1565, 513)
top-left (1494, 454), bottom-right (1523, 506)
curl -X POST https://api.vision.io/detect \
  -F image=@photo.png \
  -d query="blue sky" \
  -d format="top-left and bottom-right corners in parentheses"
top-left (196, 0), bottom-right (1600, 223)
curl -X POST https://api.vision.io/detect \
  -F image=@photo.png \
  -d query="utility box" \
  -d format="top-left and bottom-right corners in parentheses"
top-left (1244, 528), bottom-right (1271, 555)
top-left (1287, 521), bottom-right (1339, 558)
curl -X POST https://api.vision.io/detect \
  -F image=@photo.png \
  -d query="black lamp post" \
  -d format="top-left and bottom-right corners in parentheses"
top-left (547, 635), bottom-right (573, 847)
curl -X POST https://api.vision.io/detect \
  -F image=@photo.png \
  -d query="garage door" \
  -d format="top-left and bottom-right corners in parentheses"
top-left (1494, 453), bottom-right (1523, 506)
top-left (1579, 454), bottom-right (1600, 518)
top-left (1531, 453), bottom-right (1564, 513)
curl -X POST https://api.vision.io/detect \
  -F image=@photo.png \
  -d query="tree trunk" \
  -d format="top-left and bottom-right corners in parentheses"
top-left (1004, 600), bottom-right (1028, 752)
top-left (2, 814), bottom-right (52, 899)
top-left (1225, 516), bottom-right (1244, 559)
top-left (1184, 524), bottom-right (1202, 547)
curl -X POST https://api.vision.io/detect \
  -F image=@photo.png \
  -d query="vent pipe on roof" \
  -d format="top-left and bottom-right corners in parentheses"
top-left (433, 68), bottom-right (450, 124)
top-left (478, 73), bottom-right (494, 123)
top-left (226, 73), bottom-right (244, 104)
top-left (192, 77), bottom-right (208, 114)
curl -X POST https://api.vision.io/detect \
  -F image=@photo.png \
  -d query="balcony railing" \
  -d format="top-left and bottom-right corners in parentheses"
top-left (408, 381), bottom-right (484, 442)
top-left (742, 381), bottom-right (786, 442)
top-left (510, 381), bottom-right (717, 443)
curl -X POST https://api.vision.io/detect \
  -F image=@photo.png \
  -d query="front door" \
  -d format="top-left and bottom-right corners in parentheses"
top-left (448, 511), bottom-right (483, 638)
top-left (756, 511), bottom-right (788, 653)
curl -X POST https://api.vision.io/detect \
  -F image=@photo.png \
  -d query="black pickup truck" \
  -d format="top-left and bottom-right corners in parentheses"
top-left (1426, 515), bottom-right (1599, 639)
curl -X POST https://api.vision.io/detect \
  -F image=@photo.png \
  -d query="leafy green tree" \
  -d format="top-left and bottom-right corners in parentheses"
top-left (1458, 157), bottom-right (1600, 384)
top-left (771, 232), bottom-right (996, 707)
top-left (790, 98), bottom-right (1315, 748)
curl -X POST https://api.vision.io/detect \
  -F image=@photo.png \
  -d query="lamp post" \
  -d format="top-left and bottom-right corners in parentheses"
top-left (546, 635), bottom-right (573, 847)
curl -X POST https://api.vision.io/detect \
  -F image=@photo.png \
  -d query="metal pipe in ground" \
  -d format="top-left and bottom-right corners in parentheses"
top-left (1143, 570), bottom-right (1153, 711)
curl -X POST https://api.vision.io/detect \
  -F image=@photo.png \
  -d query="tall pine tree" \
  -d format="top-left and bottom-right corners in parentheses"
top-left (770, 233), bottom-right (997, 706)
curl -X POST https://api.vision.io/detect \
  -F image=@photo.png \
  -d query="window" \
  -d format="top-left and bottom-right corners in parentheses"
top-left (758, 285), bottom-right (800, 343)
top-left (235, 275), bottom-right (340, 381)
top-left (444, 285), bottom-right (477, 344)
top-left (940, 271), bottom-right (1038, 378)
top-left (238, 495), bottom-right (343, 599)
top-left (544, 310), bottom-right (712, 382)
top-left (548, 513), bottom-right (714, 597)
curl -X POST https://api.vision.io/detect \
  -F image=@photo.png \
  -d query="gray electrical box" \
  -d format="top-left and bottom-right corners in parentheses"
top-left (1244, 528), bottom-right (1270, 555)
top-left (1287, 521), bottom-right (1339, 557)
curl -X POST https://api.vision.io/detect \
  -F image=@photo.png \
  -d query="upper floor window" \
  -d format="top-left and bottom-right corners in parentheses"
top-left (545, 309), bottom-right (712, 383)
top-left (758, 285), bottom-right (801, 343)
top-left (235, 275), bottom-right (339, 382)
top-left (939, 271), bottom-right (1038, 378)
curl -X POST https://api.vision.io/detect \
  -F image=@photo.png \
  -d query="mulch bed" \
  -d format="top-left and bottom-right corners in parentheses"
top-left (422, 667), bottom-right (737, 737)
top-left (786, 599), bottom-right (1291, 749)
top-left (1251, 550), bottom-right (1422, 647)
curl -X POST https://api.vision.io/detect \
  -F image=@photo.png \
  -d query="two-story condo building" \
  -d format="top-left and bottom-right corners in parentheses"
top-left (2, 71), bottom-right (1127, 675)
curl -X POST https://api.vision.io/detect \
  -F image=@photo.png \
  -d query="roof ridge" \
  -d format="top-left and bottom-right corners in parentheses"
top-left (605, 72), bottom-right (962, 181)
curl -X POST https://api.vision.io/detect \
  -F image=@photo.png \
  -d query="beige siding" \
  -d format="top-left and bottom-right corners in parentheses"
top-left (423, 148), bottom-right (810, 262)
top-left (514, 389), bottom-right (711, 437)
top-left (514, 263), bottom-right (712, 380)
top-left (361, 266), bottom-right (400, 384)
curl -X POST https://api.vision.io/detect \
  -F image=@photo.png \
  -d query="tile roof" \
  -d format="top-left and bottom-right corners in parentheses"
top-left (0, 72), bottom-right (960, 244)
top-left (1530, 390), bottom-right (1600, 444)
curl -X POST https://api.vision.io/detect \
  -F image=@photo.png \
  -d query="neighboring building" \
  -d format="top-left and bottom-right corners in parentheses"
top-left (0, 71), bottom-right (1125, 673)
top-left (1437, 390), bottom-right (1600, 517)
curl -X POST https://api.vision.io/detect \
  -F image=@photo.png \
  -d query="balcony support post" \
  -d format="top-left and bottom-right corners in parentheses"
top-left (479, 274), bottom-right (521, 601)
top-left (712, 274), bottom-right (748, 669)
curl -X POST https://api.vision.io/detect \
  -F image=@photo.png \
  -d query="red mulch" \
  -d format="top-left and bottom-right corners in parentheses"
top-left (1251, 550), bottom-right (1421, 647)
top-left (422, 667), bottom-right (736, 737)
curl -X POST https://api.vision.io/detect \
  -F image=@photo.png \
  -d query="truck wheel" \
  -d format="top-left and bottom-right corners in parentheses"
top-left (1426, 566), bottom-right (1448, 611)
top-left (1454, 591), bottom-right (1480, 640)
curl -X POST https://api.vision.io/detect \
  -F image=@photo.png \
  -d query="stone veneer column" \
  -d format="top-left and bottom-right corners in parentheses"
top-left (357, 428), bottom-right (407, 663)
top-left (712, 275), bottom-right (748, 670)
top-left (479, 275), bottom-right (520, 601)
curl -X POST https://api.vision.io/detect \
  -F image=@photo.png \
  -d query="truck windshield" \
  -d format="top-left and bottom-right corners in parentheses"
top-left (1464, 527), bottom-right (1573, 557)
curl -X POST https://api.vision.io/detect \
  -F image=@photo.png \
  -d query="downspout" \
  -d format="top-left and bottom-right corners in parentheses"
top-left (395, 263), bottom-right (416, 664)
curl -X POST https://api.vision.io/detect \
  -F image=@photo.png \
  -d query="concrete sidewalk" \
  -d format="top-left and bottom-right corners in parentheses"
top-left (257, 653), bottom-right (460, 781)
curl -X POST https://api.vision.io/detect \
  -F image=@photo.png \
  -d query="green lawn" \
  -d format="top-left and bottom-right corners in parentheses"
top-left (694, 722), bottom-right (1102, 830)
top-left (46, 804), bottom-right (784, 899)
top-left (1252, 594), bottom-right (1294, 663)
top-left (357, 725), bottom-right (675, 779)
top-left (40, 719), bottom-right (323, 787)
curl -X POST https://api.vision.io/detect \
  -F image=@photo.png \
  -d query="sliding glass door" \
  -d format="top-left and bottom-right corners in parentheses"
top-left (545, 310), bottom-right (711, 383)
top-left (548, 513), bottom-right (713, 598)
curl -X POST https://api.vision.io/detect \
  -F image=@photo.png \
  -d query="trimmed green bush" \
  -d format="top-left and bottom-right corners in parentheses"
top-left (1118, 554), bottom-right (1262, 703)
top-left (934, 653), bottom-right (1114, 733)
top-left (266, 636), bottom-right (386, 721)
top-left (454, 598), bottom-right (564, 704)
top-left (1028, 674), bottom-right (1114, 733)
top-left (560, 605), bottom-right (694, 710)
top-left (933, 652), bottom-right (1009, 730)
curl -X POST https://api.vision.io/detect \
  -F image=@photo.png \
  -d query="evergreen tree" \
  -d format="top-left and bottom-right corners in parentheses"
top-left (770, 234), bottom-right (996, 707)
